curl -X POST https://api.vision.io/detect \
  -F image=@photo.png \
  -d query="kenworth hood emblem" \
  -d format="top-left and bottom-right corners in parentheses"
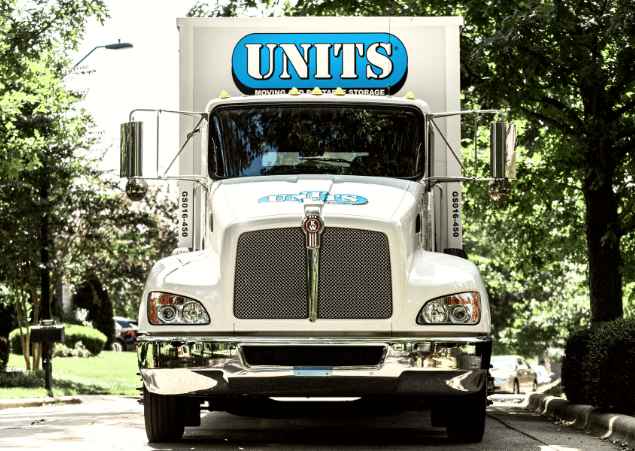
top-left (303, 209), bottom-right (324, 322)
top-left (303, 211), bottom-right (324, 250)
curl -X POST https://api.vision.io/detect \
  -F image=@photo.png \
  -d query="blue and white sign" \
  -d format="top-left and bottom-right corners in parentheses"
top-left (258, 191), bottom-right (368, 205)
top-left (232, 33), bottom-right (408, 95)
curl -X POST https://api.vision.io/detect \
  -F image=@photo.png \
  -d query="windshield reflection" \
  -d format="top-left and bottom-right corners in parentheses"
top-left (210, 104), bottom-right (424, 179)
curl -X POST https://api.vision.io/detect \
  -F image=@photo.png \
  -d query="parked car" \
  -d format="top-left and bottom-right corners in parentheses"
top-left (532, 365), bottom-right (555, 386)
top-left (490, 355), bottom-right (538, 394)
top-left (112, 317), bottom-right (138, 352)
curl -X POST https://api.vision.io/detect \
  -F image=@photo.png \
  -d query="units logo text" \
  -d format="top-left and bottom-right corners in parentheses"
top-left (232, 33), bottom-right (408, 95)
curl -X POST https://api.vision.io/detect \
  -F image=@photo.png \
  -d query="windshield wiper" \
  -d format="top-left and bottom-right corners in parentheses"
top-left (279, 165), bottom-right (338, 175)
top-left (298, 157), bottom-right (352, 165)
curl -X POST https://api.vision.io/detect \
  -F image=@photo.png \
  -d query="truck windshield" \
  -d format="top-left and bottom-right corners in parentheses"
top-left (209, 104), bottom-right (424, 179)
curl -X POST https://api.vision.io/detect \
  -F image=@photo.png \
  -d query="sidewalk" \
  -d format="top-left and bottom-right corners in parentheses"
top-left (527, 393), bottom-right (635, 446)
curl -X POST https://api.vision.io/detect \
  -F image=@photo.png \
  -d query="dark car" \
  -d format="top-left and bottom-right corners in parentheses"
top-left (112, 317), bottom-right (138, 352)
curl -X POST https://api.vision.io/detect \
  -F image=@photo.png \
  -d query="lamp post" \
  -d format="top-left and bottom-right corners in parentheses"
top-left (73, 39), bottom-right (134, 67)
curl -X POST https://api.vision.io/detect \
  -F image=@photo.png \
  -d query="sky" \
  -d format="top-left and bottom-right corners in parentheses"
top-left (67, 1), bottom-right (194, 176)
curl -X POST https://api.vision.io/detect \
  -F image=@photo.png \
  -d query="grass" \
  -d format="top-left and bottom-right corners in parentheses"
top-left (0, 351), bottom-right (140, 399)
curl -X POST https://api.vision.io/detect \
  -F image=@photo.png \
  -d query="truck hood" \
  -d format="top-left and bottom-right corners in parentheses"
top-left (214, 175), bottom-right (416, 224)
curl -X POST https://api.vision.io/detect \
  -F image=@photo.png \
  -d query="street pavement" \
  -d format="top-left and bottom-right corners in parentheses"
top-left (0, 394), bottom-right (629, 450)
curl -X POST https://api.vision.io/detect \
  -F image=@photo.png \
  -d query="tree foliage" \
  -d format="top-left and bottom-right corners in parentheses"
top-left (0, 0), bottom-right (108, 179)
top-left (0, 0), bottom-right (177, 364)
top-left (63, 181), bottom-right (178, 319)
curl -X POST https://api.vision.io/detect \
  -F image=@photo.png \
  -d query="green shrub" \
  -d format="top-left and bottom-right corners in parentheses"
top-left (0, 369), bottom-right (43, 388)
top-left (562, 318), bottom-right (635, 415)
top-left (58, 325), bottom-right (106, 356)
top-left (8, 329), bottom-right (31, 356)
top-left (585, 318), bottom-right (635, 414)
top-left (0, 337), bottom-right (9, 370)
top-left (561, 326), bottom-right (593, 404)
top-left (53, 341), bottom-right (92, 358)
top-left (9, 324), bottom-right (106, 357)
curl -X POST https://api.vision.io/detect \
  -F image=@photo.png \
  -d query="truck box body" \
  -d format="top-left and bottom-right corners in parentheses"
top-left (125, 17), bottom-right (511, 443)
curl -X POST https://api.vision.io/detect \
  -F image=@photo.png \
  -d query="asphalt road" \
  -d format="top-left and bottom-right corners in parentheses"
top-left (0, 396), bottom-right (623, 451)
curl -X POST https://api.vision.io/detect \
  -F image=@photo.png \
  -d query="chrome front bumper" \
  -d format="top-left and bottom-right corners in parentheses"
top-left (138, 336), bottom-right (492, 397)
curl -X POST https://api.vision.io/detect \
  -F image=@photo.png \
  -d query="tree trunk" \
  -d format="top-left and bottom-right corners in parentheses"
top-left (584, 143), bottom-right (623, 326)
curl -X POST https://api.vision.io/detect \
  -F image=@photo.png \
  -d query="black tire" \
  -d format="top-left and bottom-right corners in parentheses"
top-left (143, 386), bottom-right (185, 442)
top-left (513, 379), bottom-right (520, 394)
top-left (446, 385), bottom-right (487, 443)
top-left (443, 248), bottom-right (468, 260)
top-left (533, 380), bottom-right (538, 392)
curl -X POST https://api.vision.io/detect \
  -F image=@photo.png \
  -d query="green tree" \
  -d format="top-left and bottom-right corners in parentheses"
top-left (0, 0), bottom-right (108, 179)
top-left (191, 0), bottom-right (635, 328)
top-left (61, 181), bottom-right (178, 319)
top-left (0, 0), bottom-right (108, 368)
top-left (0, 0), bottom-right (178, 366)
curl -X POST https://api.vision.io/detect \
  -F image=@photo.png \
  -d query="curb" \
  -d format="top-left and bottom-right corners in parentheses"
top-left (527, 393), bottom-right (635, 445)
top-left (0, 396), bottom-right (83, 410)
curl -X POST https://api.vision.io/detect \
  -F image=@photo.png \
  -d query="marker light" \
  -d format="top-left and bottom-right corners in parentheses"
top-left (334, 87), bottom-right (345, 96)
top-left (148, 292), bottom-right (210, 325)
top-left (405, 92), bottom-right (415, 100)
top-left (289, 87), bottom-right (300, 96)
top-left (417, 292), bottom-right (481, 325)
top-left (311, 87), bottom-right (323, 96)
top-left (220, 91), bottom-right (231, 99)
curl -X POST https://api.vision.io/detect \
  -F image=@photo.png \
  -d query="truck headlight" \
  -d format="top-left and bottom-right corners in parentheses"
top-left (148, 292), bottom-right (210, 325)
top-left (416, 292), bottom-right (481, 325)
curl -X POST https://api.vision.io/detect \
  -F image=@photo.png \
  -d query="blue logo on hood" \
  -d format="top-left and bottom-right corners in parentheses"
top-left (232, 33), bottom-right (408, 95)
top-left (258, 191), bottom-right (368, 205)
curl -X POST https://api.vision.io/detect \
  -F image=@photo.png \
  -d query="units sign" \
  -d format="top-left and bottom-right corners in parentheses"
top-left (258, 191), bottom-right (368, 205)
top-left (232, 33), bottom-right (408, 95)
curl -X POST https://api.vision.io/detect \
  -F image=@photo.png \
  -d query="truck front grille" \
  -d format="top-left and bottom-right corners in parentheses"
top-left (234, 227), bottom-right (392, 320)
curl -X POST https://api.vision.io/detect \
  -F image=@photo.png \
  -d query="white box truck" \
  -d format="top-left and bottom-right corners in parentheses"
top-left (120, 17), bottom-right (516, 443)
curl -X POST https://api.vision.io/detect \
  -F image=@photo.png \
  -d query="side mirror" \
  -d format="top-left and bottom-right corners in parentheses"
top-left (120, 121), bottom-right (143, 178)
top-left (488, 122), bottom-right (516, 202)
top-left (125, 178), bottom-right (148, 202)
top-left (490, 121), bottom-right (516, 179)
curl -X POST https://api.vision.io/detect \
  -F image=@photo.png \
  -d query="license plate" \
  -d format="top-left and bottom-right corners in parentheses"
top-left (294, 366), bottom-right (333, 377)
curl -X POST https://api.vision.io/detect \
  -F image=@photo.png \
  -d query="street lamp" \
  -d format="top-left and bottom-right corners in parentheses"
top-left (73, 39), bottom-right (134, 67)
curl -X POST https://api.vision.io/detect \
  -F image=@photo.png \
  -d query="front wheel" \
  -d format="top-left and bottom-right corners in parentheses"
top-left (446, 385), bottom-right (487, 443)
top-left (143, 386), bottom-right (185, 442)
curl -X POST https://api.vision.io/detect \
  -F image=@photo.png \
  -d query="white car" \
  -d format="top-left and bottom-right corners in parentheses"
top-left (490, 356), bottom-right (538, 394)
top-left (532, 365), bottom-right (555, 386)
